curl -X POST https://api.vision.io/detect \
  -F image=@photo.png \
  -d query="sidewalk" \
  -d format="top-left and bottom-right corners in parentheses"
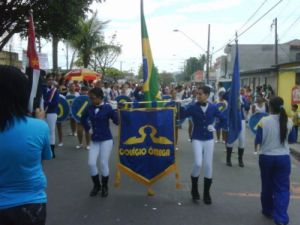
top-left (290, 135), bottom-right (300, 161)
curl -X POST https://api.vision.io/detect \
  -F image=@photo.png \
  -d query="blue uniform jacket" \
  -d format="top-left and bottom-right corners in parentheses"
top-left (81, 104), bottom-right (118, 142)
top-left (43, 86), bottom-right (59, 114)
top-left (241, 95), bottom-right (250, 120)
top-left (180, 102), bottom-right (224, 141)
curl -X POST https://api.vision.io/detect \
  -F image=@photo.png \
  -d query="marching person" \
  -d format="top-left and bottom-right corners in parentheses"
top-left (66, 83), bottom-right (80, 137)
top-left (255, 96), bottom-right (296, 225)
top-left (226, 89), bottom-right (250, 167)
top-left (215, 91), bottom-right (228, 144)
top-left (76, 86), bottom-right (90, 149)
top-left (180, 86), bottom-right (224, 204)
top-left (0, 66), bottom-right (52, 225)
top-left (81, 87), bottom-right (118, 197)
top-left (43, 74), bottom-right (59, 158)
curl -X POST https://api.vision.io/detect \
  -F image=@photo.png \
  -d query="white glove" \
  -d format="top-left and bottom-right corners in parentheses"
top-left (207, 125), bottom-right (215, 132)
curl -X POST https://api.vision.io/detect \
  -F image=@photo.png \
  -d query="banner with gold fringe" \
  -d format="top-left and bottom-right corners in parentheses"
top-left (115, 107), bottom-right (180, 190)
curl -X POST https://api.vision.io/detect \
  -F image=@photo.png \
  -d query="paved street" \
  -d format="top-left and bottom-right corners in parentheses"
top-left (44, 121), bottom-right (300, 225)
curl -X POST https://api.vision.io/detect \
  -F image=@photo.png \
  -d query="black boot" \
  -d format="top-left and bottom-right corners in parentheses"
top-left (191, 176), bottom-right (200, 200)
top-left (226, 147), bottom-right (232, 167)
top-left (101, 176), bottom-right (109, 197)
top-left (90, 175), bottom-right (101, 197)
top-left (50, 145), bottom-right (55, 159)
top-left (238, 148), bottom-right (245, 167)
top-left (203, 177), bottom-right (212, 205)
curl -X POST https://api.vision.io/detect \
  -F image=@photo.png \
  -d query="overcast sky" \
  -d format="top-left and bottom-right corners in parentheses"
top-left (7, 0), bottom-right (300, 74)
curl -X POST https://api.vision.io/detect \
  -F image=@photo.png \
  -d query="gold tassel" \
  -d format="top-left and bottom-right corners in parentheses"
top-left (114, 170), bottom-right (121, 188)
top-left (147, 187), bottom-right (155, 196)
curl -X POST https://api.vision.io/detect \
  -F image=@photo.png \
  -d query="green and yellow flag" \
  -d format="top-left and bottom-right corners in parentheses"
top-left (141, 0), bottom-right (161, 101)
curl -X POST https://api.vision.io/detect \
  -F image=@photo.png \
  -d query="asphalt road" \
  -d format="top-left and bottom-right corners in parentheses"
top-left (44, 121), bottom-right (300, 225)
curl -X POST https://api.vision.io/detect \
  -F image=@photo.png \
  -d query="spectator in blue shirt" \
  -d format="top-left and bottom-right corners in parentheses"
top-left (0, 65), bottom-right (52, 225)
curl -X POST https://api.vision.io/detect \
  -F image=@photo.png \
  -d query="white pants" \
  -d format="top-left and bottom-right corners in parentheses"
top-left (46, 113), bottom-right (57, 145)
top-left (226, 120), bottom-right (246, 149)
top-left (191, 139), bottom-right (214, 178)
top-left (88, 140), bottom-right (113, 176)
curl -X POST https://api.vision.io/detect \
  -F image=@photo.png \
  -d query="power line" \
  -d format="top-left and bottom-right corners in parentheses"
top-left (214, 0), bottom-right (269, 54)
top-left (278, 2), bottom-right (299, 26)
top-left (237, 0), bottom-right (268, 32)
top-left (279, 14), bottom-right (300, 41)
top-left (212, 0), bottom-right (283, 55)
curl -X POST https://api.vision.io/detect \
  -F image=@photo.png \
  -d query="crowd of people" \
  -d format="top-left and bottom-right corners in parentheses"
top-left (0, 65), bottom-right (298, 225)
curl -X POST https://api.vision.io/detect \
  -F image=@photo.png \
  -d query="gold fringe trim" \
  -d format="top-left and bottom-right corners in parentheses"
top-left (118, 163), bottom-right (176, 186)
top-left (114, 170), bottom-right (121, 188)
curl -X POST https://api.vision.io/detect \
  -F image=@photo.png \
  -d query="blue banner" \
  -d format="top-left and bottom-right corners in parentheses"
top-left (71, 95), bottom-right (91, 123)
top-left (56, 96), bottom-right (70, 123)
top-left (118, 108), bottom-right (176, 185)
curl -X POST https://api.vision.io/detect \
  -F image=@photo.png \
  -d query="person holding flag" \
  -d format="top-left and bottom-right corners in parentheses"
top-left (43, 74), bottom-right (59, 158)
top-left (226, 37), bottom-right (250, 168)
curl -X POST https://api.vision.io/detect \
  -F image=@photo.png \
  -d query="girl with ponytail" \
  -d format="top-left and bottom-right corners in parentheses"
top-left (255, 96), bottom-right (296, 225)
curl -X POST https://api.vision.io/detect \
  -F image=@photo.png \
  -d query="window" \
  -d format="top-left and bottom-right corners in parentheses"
top-left (296, 53), bottom-right (300, 61)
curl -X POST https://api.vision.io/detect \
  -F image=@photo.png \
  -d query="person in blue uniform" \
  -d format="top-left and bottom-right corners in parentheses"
top-left (180, 86), bottom-right (224, 204)
top-left (43, 74), bottom-right (59, 158)
top-left (0, 66), bottom-right (52, 225)
top-left (226, 92), bottom-right (250, 167)
top-left (215, 91), bottom-right (228, 143)
top-left (255, 96), bottom-right (296, 225)
top-left (81, 87), bottom-right (118, 197)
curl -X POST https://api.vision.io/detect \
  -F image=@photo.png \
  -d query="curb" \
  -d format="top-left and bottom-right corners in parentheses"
top-left (290, 148), bottom-right (300, 161)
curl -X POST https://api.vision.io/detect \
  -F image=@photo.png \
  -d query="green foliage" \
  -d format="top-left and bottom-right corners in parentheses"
top-left (105, 67), bottom-right (124, 79)
top-left (0, 0), bottom-right (47, 50)
top-left (69, 13), bottom-right (106, 68)
top-left (91, 34), bottom-right (121, 76)
top-left (183, 55), bottom-right (206, 81)
top-left (159, 71), bottom-right (174, 85)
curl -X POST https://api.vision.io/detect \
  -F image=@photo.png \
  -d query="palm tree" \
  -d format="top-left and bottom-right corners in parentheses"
top-left (68, 13), bottom-right (107, 68)
top-left (91, 34), bottom-right (121, 76)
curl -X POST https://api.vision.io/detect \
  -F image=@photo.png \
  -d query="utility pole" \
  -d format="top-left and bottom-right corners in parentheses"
top-left (206, 24), bottom-right (210, 84)
top-left (274, 18), bottom-right (278, 65)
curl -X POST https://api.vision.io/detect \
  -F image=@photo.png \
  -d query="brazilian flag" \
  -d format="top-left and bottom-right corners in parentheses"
top-left (141, 0), bottom-right (161, 101)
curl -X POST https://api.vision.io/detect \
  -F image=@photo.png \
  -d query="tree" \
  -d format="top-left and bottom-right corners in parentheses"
top-left (183, 55), bottom-right (206, 81)
top-left (105, 67), bottom-right (124, 80)
top-left (69, 13), bottom-right (106, 68)
top-left (0, 0), bottom-right (105, 69)
top-left (37, 1), bottom-right (106, 71)
top-left (0, 0), bottom-right (47, 50)
top-left (159, 71), bottom-right (174, 85)
top-left (91, 34), bottom-right (121, 77)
